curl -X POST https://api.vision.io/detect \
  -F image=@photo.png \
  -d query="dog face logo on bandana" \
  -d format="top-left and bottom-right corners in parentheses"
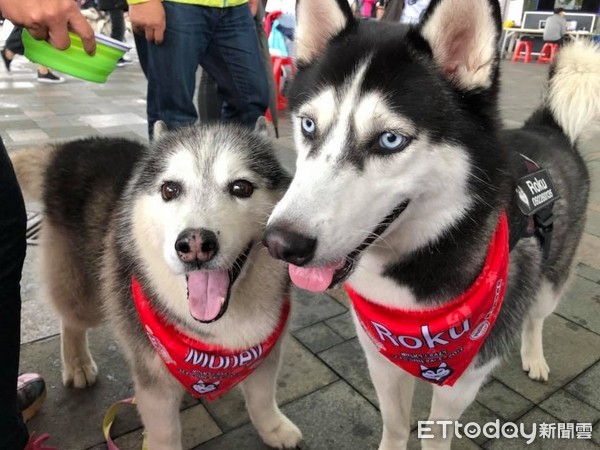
top-left (192, 380), bottom-right (220, 395)
top-left (420, 362), bottom-right (454, 384)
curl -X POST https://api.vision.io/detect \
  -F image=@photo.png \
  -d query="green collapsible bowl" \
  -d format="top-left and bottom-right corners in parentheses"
top-left (22, 29), bottom-right (130, 83)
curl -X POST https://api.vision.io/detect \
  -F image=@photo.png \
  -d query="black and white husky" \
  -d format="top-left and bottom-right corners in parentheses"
top-left (263, 0), bottom-right (600, 448)
top-left (12, 120), bottom-right (302, 449)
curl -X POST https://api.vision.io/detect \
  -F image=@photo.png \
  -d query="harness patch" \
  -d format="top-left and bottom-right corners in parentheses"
top-left (516, 169), bottom-right (560, 216)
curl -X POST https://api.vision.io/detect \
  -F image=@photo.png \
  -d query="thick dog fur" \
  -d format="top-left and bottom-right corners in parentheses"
top-left (11, 123), bottom-right (302, 449)
top-left (263, 0), bottom-right (600, 448)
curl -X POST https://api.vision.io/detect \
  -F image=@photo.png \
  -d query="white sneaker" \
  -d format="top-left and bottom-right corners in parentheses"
top-left (116, 57), bottom-right (133, 67)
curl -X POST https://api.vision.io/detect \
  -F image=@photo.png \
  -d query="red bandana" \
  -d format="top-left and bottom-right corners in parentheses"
top-left (346, 213), bottom-right (509, 386)
top-left (131, 278), bottom-right (290, 400)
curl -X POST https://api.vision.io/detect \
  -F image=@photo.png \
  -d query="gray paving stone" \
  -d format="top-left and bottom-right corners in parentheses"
top-left (484, 408), bottom-right (597, 449)
top-left (493, 314), bottom-right (600, 404)
top-left (539, 389), bottom-right (600, 425)
top-left (179, 404), bottom-right (223, 448)
top-left (585, 210), bottom-right (600, 238)
top-left (578, 233), bottom-right (600, 271)
top-left (408, 428), bottom-right (481, 450)
top-left (325, 310), bottom-right (357, 340)
top-left (195, 380), bottom-right (383, 450)
top-left (575, 263), bottom-right (600, 284)
top-left (78, 112), bottom-right (146, 128)
top-left (555, 275), bottom-right (600, 334)
top-left (289, 287), bottom-right (347, 332)
top-left (326, 286), bottom-right (351, 308)
top-left (565, 361), bottom-right (600, 411)
top-left (6, 128), bottom-right (48, 142)
top-left (281, 380), bottom-right (383, 449)
top-left (293, 322), bottom-right (344, 353)
top-left (190, 423), bottom-right (273, 450)
top-left (460, 401), bottom-right (506, 446)
top-left (476, 380), bottom-right (534, 422)
top-left (202, 337), bottom-right (338, 432)
top-left (318, 338), bottom-right (377, 406)
top-left (45, 126), bottom-right (98, 139)
top-left (20, 293), bottom-right (61, 344)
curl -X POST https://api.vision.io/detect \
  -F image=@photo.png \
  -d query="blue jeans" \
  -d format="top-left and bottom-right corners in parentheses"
top-left (146, 2), bottom-right (269, 134)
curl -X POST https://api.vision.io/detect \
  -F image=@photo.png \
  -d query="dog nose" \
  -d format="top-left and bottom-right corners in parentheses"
top-left (262, 224), bottom-right (317, 266)
top-left (175, 228), bottom-right (219, 263)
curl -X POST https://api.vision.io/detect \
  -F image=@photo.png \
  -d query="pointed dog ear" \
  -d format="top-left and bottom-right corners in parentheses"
top-left (418, 0), bottom-right (501, 91)
top-left (295, 0), bottom-right (355, 65)
top-left (254, 116), bottom-right (269, 137)
top-left (153, 120), bottom-right (168, 140)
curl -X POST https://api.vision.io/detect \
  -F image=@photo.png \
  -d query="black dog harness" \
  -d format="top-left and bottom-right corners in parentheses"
top-left (509, 154), bottom-right (560, 259)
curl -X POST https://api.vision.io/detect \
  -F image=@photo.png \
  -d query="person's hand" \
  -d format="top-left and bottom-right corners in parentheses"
top-left (248, 0), bottom-right (259, 17)
top-left (0, 0), bottom-right (96, 55)
top-left (129, 0), bottom-right (166, 44)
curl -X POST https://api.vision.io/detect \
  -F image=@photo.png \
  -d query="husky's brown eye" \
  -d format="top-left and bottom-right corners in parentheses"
top-left (161, 181), bottom-right (182, 201)
top-left (229, 180), bottom-right (254, 198)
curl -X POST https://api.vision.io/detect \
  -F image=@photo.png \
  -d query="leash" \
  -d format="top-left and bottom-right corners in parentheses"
top-left (103, 396), bottom-right (148, 450)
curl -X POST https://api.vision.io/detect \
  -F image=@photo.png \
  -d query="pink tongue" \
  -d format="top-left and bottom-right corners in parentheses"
top-left (289, 260), bottom-right (345, 293)
top-left (187, 269), bottom-right (230, 322)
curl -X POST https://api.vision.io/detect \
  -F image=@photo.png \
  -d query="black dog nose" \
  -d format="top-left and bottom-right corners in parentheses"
top-left (175, 228), bottom-right (218, 263)
top-left (262, 224), bottom-right (317, 266)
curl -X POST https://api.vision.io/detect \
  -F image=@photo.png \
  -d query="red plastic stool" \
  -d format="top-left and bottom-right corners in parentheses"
top-left (537, 43), bottom-right (558, 64)
top-left (512, 40), bottom-right (532, 63)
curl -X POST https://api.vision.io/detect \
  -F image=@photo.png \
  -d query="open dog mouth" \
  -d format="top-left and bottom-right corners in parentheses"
top-left (289, 201), bottom-right (410, 292)
top-left (186, 243), bottom-right (252, 323)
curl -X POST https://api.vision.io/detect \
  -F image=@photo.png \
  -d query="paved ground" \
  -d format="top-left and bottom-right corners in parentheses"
top-left (2, 32), bottom-right (600, 450)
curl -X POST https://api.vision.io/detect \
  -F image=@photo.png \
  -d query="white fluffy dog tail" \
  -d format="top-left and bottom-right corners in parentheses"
top-left (546, 40), bottom-right (600, 144)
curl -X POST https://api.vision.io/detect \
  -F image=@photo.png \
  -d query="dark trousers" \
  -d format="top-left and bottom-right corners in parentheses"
top-left (109, 9), bottom-right (126, 42)
top-left (4, 26), bottom-right (24, 55)
top-left (146, 3), bottom-right (269, 133)
top-left (0, 137), bottom-right (28, 450)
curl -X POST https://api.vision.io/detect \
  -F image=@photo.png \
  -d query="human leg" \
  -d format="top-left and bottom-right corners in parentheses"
top-left (202, 4), bottom-right (269, 127)
top-left (0, 136), bottom-right (28, 450)
top-left (145, 2), bottom-right (213, 133)
top-left (108, 8), bottom-right (126, 42)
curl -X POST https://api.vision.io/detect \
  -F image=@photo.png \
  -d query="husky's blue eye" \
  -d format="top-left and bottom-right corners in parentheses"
top-left (376, 132), bottom-right (410, 153)
top-left (301, 117), bottom-right (316, 137)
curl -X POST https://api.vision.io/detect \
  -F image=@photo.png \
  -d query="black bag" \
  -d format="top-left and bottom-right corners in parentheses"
top-left (96, 0), bottom-right (126, 11)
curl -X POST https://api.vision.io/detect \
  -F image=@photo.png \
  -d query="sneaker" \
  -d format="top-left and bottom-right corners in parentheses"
top-left (24, 432), bottom-right (58, 450)
top-left (17, 373), bottom-right (47, 422)
top-left (116, 57), bottom-right (133, 67)
top-left (36, 71), bottom-right (65, 84)
top-left (1, 49), bottom-right (12, 72)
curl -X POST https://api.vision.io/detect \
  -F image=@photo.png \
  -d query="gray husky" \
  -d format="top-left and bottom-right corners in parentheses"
top-left (262, 0), bottom-right (600, 448)
top-left (12, 120), bottom-right (302, 449)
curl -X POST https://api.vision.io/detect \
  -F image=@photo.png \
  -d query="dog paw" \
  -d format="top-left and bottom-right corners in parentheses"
top-left (63, 360), bottom-right (98, 388)
top-left (258, 414), bottom-right (302, 449)
top-left (522, 355), bottom-right (549, 381)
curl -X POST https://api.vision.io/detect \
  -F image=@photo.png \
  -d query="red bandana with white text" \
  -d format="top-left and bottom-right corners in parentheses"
top-left (346, 213), bottom-right (509, 386)
top-left (132, 278), bottom-right (290, 400)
